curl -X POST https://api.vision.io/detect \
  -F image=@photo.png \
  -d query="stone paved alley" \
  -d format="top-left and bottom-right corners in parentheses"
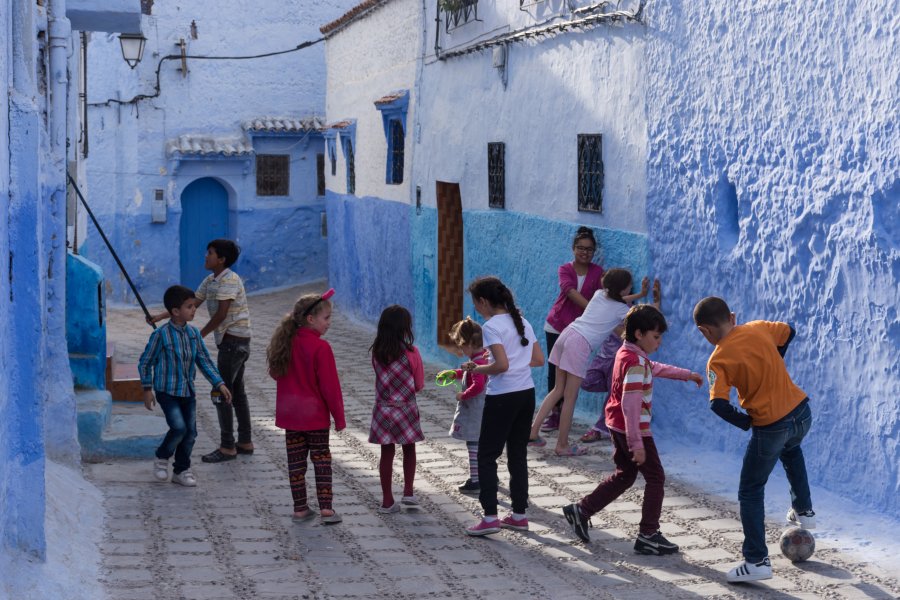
top-left (89, 283), bottom-right (899, 600)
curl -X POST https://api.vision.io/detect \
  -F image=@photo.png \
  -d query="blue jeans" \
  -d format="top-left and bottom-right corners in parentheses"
top-left (739, 399), bottom-right (812, 562)
top-left (155, 392), bottom-right (197, 474)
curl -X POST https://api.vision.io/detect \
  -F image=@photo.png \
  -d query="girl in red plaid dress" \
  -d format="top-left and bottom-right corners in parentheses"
top-left (369, 305), bottom-right (425, 513)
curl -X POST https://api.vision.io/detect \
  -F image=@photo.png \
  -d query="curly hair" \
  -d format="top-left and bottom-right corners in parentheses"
top-left (267, 294), bottom-right (331, 378)
top-left (448, 316), bottom-right (483, 349)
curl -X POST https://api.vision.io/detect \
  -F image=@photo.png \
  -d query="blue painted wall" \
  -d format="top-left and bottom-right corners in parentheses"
top-left (643, 2), bottom-right (900, 515)
top-left (67, 253), bottom-right (107, 390)
top-left (326, 192), bottom-right (414, 324)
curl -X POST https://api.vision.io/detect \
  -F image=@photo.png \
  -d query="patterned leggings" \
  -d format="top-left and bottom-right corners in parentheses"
top-left (286, 429), bottom-right (333, 512)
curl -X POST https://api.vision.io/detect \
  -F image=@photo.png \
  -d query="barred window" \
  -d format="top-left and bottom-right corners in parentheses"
top-left (256, 154), bottom-right (290, 196)
top-left (577, 134), bottom-right (603, 212)
top-left (316, 153), bottom-right (325, 196)
top-left (389, 119), bottom-right (405, 184)
top-left (343, 138), bottom-right (355, 195)
top-left (487, 142), bottom-right (505, 209)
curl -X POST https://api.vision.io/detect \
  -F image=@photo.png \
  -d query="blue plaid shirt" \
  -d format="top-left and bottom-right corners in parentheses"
top-left (138, 321), bottom-right (223, 397)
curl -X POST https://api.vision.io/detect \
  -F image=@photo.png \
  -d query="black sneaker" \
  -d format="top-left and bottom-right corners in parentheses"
top-left (634, 531), bottom-right (679, 555)
top-left (458, 479), bottom-right (480, 494)
top-left (562, 504), bottom-right (591, 543)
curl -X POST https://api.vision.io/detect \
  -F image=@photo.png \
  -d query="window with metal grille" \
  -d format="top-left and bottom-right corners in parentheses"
top-left (442, 0), bottom-right (480, 32)
top-left (389, 119), bottom-right (405, 184)
top-left (577, 134), bottom-right (603, 212)
top-left (316, 153), bottom-right (325, 196)
top-left (487, 142), bottom-right (505, 208)
top-left (256, 154), bottom-right (290, 196)
top-left (343, 138), bottom-right (355, 195)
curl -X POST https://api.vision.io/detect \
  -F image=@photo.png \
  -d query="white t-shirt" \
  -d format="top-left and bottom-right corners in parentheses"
top-left (482, 313), bottom-right (538, 395)
top-left (566, 292), bottom-right (629, 350)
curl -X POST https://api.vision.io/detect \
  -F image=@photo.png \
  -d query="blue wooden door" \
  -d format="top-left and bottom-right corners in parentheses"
top-left (179, 178), bottom-right (229, 289)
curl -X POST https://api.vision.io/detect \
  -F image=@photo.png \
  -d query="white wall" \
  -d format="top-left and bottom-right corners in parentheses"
top-left (324, 0), bottom-right (422, 203)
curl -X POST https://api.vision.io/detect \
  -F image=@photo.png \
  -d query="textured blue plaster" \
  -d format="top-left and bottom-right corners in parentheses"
top-left (66, 253), bottom-right (107, 390)
top-left (326, 192), bottom-right (414, 324)
top-left (5, 97), bottom-right (47, 557)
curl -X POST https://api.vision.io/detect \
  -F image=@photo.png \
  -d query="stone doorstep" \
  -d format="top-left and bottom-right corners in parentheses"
top-left (77, 388), bottom-right (168, 461)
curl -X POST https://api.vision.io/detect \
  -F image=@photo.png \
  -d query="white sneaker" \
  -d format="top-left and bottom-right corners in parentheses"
top-left (727, 557), bottom-right (772, 583)
top-left (377, 503), bottom-right (401, 514)
top-left (153, 459), bottom-right (169, 481)
top-left (786, 508), bottom-right (816, 529)
top-left (171, 470), bottom-right (197, 487)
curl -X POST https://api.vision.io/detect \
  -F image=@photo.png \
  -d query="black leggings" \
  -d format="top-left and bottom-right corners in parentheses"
top-left (477, 388), bottom-right (535, 515)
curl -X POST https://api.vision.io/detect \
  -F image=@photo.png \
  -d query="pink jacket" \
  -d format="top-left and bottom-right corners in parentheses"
top-left (545, 262), bottom-right (604, 332)
top-left (273, 328), bottom-right (346, 431)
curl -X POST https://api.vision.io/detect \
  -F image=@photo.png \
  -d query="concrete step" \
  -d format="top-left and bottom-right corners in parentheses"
top-left (76, 389), bottom-right (167, 461)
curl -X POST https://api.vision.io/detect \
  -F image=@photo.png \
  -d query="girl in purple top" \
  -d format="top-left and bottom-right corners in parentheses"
top-left (541, 227), bottom-right (605, 432)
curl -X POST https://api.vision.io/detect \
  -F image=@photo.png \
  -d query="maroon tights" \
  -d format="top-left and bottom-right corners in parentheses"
top-left (379, 443), bottom-right (416, 507)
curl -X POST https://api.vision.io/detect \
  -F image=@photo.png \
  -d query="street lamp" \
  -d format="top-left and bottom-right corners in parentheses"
top-left (119, 33), bottom-right (146, 69)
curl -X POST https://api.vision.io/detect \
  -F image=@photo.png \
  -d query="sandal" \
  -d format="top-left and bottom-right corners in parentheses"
top-left (236, 445), bottom-right (255, 455)
top-left (528, 437), bottom-right (547, 448)
top-left (201, 449), bottom-right (237, 463)
top-left (579, 430), bottom-right (605, 444)
top-left (321, 511), bottom-right (343, 524)
top-left (292, 510), bottom-right (317, 523)
top-left (555, 445), bottom-right (589, 457)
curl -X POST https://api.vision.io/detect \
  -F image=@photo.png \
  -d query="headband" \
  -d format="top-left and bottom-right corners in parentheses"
top-left (302, 288), bottom-right (335, 317)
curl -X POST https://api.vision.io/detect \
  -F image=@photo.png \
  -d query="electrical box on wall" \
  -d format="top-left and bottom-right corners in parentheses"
top-left (151, 189), bottom-right (167, 223)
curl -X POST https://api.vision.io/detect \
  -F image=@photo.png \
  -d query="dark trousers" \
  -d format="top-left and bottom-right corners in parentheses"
top-left (286, 429), bottom-right (333, 512)
top-left (478, 388), bottom-right (535, 515)
top-left (579, 431), bottom-right (665, 535)
top-left (155, 391), bottom-right (197, 474)
top-left (214, 335), bottom-right (251, 449)
top-left (545, 331), bottom-right (564, 415)
top-left (739, 400), bottom-right (812, 562)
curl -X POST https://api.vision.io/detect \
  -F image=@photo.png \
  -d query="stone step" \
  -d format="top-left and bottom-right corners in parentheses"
top-left (76, 389), bottom-right (167, 461)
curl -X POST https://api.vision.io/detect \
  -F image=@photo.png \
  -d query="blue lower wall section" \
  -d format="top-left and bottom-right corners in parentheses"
top-left (326, 192), bottom-right (414, 324)
top-left (408, 208), bottom-right (650, 419)
top-left (83, 204), bottom-right (328, 305)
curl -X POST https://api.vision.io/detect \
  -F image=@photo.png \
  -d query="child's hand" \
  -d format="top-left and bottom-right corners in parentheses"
top-left (455, 392), bottom-right (464, 402)
top-left (631, 447), bottom-right (646, 465)
top-left (142, 390), bottom-right (156, 411)
top-left (462, 361), bottom-right (477, 372)
top-left (219, 384), bottom-right (233, 404)
top-left (640, 277), bottom-right (650, 297)
top-left (688, 372), bottom-right (703, 387)
top-left (652, 279), bottom-right (661, 307)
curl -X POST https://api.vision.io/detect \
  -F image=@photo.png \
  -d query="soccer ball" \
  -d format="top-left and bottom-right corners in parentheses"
top-left (779, 526), bottom-right (815, 562)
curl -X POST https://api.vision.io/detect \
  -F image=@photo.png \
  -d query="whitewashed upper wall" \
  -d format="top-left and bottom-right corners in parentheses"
top-left (414, 0), bottom-right (648, 232)
top-left (324, 0), bottom-right (422, 204)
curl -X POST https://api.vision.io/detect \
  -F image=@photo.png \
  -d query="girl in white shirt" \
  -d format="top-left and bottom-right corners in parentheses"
top-left (529, 269), bottom-right (640, 456)
top-left (462, 277), bottom-right (545, 537)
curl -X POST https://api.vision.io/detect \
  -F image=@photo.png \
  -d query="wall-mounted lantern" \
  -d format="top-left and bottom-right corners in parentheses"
top-left (119, 33), bottom-right (147, 69)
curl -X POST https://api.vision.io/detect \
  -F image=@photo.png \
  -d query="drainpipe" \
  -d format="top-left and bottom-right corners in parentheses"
top-left (46, 0), bottom-right (80, 463)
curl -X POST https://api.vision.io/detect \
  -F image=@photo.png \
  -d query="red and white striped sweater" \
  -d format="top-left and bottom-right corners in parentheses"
top-left (604, 341), bottom-right (693, 451)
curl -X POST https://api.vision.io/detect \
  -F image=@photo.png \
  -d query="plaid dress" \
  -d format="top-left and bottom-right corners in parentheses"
top-left (369, 352), bottom-right (424, 445)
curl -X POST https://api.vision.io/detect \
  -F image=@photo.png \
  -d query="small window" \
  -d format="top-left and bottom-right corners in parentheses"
top-left (316, 153), bottom-right (326, 196)
top-left (343, 138), bottom-right (355, 195)
top-left (577, 134), bottom-right (603, 212)
top-left (487, 142), bottom-right (505, 208)
top-left (256, 154), bottom-right (290, 196)
top-left (388, 119), bottom-right (405, 184)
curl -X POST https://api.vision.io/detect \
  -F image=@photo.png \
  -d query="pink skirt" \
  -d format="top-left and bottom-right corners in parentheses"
top-left (548, 327), bottom-right (592, 379)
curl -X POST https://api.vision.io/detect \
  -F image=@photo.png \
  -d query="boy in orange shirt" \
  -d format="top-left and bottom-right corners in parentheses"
top-left (694, 297), bottom-right (814, 583)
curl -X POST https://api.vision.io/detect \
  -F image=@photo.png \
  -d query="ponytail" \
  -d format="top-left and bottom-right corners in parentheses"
top-left (467, 276), bottom-right (529, 346)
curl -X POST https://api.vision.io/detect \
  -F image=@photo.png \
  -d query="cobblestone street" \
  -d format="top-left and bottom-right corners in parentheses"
top-left (89, 283), bottom-right (899, 600)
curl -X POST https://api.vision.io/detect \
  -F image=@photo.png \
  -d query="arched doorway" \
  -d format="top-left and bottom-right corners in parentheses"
top-left (180, 178), bottom-right (229, 289)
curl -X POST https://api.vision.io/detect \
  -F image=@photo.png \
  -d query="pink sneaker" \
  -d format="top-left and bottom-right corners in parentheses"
top-left (500, 514), bottom-right (529, 531)
top-left (466, 518), bottom-right (501, 536)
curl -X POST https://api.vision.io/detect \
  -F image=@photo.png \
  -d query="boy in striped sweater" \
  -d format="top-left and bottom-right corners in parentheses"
top-left (140, 285), bottom-right (232, 486)
top-left (562, 305), bottom-right (702, 553)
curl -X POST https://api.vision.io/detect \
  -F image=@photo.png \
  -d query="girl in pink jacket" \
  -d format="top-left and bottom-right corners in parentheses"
top-left (267, 289), bottom-right (346, 524)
